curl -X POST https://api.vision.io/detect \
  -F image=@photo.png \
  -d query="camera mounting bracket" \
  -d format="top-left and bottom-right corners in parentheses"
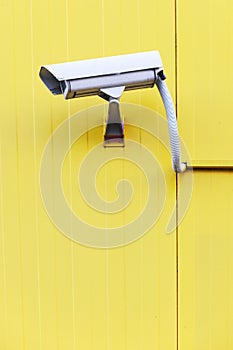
top-left (100, 86), bottom-right (125, 147)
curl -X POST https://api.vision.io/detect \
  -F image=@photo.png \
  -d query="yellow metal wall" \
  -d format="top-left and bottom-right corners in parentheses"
top-left (178, 0), bottom-right (233, 165)
top-left (178, 172), bottom-right (233, 350)
top-left (0, 1), bottom-right (176, 349)
top-left (0, 1), bottom-right (232, 350)
top-left (177, 1), bottom-right (233, 349)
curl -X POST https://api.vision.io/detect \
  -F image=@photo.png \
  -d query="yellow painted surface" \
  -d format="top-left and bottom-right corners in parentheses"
top-left (0, 1), bottom-right (177, 349)
top-left (177, 0), bottom-right (233, 165)
top-left (1, 0), bottom-right (233, 349)
top-left (177, 2), bottom-right (233, 346)
top-left (178, 172), bottom-right (233, 350)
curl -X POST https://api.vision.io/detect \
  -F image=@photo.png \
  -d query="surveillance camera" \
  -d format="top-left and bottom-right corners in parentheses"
top-left (39, 51), bottom-right (164, 100)
top-left (39, 51), bottom-right (186, 172)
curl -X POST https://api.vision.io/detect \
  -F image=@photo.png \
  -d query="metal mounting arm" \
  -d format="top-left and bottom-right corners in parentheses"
top-left (99, 86), bottom-right (125, 147)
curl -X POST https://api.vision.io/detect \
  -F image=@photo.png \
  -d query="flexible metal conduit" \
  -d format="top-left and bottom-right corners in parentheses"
top-left (156, 76), bottom-right (187, 173)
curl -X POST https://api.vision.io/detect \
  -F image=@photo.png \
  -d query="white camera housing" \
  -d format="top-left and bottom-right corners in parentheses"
top-left (39, 51), bottom-right (163, 99)
top-left (39, 51), bottom-right (186, 172)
